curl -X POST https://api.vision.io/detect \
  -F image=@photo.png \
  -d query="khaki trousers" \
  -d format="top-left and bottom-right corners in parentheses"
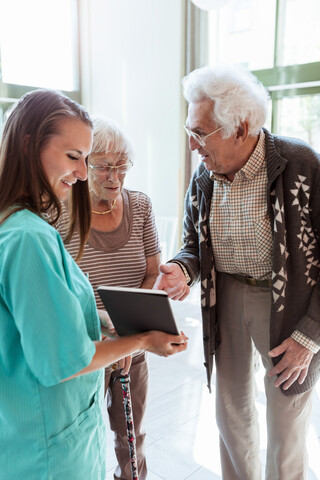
top-left (215, 273), bottom-right (314, 480)
top-left (105, 352), bottom-right (148, 480)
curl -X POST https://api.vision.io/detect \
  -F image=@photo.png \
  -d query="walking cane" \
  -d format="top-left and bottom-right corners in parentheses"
top-left (116, 373), bottom-right (139, 480)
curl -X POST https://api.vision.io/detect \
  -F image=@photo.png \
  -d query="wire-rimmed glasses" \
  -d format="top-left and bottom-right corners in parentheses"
top-left (88, 159), bottom-right (133, 176)
top-left (183, 125), bottom-right (223, 147)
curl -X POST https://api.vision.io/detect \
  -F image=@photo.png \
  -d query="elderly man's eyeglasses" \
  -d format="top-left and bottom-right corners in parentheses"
top-left (183, 125), bottom-right (223, 147)
top-left (88, 160), bottom-right (133, 176)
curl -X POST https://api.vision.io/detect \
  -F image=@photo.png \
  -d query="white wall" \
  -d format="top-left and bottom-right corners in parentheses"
top-left (82, 0), bottom-right (185, 259)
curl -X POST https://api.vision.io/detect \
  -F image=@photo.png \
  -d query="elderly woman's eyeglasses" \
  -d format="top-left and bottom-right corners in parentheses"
top-left (88, 160), bottom-right (133, 176)
top-left (183, 125), bottom-right (223, 147)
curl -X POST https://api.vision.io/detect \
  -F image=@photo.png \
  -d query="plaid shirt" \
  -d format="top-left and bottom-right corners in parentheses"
top-left (210, 130), bottom-right (272, 279)
top-left (208, 130), bottom-right (319, 354)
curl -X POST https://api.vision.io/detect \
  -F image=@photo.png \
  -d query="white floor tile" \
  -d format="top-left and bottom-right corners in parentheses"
top-left (185, 467), bottom-right (222, 480)
top-left (146, 430), bottom-right (205, 480)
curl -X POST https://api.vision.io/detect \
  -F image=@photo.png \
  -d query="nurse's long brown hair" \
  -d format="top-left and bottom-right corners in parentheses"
top-left (0, 89), bottom-right (92, 260)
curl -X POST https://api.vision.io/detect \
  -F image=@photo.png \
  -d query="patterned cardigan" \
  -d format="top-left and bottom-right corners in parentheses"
top-left (172, 128), bottom-right (320, 396)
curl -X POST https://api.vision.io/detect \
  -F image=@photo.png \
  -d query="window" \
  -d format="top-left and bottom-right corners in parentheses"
top-left (208, 0), bottom-right (277, 71)
top-left (0, 0), bottom-right (81, 133)
top-left (208, 0), bottom-right (320, 151)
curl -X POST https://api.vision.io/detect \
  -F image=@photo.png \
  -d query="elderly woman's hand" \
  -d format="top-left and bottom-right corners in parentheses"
top-left (98, 309), bottom-right (117, 338)
top-left (99, 309), bottom-right (133, 373)
top-left (108, 353), bottom-right (133, 375)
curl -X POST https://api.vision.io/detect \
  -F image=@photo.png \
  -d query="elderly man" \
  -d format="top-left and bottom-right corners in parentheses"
top-left (154, 65), bottom-right (320, 480)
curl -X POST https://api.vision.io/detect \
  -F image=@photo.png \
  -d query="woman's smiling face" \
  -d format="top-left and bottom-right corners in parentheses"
top-left (40, 117), bottom-right (93, 200)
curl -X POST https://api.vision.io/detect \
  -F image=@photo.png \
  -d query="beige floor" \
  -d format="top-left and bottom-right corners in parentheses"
top-left (105, 285), bottom-right (320, 480)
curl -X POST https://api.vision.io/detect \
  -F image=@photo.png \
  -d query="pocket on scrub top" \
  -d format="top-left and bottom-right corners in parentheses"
top-left (47, 393), bottom-right (104, 478)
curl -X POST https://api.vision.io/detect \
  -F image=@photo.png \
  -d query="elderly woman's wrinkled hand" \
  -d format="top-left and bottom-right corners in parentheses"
top-left (98, 309), bottom-right (117, 338)
top-left (109, 355), bottom-right (133, 375)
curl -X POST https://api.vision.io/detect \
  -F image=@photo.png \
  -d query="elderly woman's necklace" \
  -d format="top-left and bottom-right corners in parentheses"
top-left (92, 199), bottom-right (117, 215)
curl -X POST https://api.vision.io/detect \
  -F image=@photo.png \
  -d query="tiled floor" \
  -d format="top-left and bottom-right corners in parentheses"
top-left (105, 285), bottom-right (320, 480)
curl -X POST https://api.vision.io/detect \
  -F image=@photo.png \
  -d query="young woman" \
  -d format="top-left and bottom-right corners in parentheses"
top-left (0, 89), bottom-right (188, 479)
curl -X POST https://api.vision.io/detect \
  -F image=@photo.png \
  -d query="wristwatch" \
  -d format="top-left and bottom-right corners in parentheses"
top-left (170, 261), bottom-right (191, 285)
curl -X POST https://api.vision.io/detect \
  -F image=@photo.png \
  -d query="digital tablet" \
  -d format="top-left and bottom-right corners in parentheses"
top-left (97, 286), bottom-right (180, 336)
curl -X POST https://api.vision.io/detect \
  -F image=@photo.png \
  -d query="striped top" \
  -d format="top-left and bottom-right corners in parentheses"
top-left (57, 188), bottom-right (161, 309)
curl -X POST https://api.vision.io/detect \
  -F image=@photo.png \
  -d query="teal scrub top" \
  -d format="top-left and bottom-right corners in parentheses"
top-left (0, 210), bottom-right (106, 479)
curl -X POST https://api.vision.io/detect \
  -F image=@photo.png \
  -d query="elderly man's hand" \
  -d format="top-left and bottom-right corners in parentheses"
top-left (268, 337), bottom-right (314, 390)
top-left (153, 263), bottom-right (190, 301)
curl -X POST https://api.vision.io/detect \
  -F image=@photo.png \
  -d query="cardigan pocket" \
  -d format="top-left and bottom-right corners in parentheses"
top-left (254, 216), bottom-right (273, 263)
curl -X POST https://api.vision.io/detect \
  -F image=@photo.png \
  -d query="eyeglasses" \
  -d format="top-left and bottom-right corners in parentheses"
top-left (183, 125), bottom-right (223, 147)
top-left (88, 160), bottom-right (133, 176)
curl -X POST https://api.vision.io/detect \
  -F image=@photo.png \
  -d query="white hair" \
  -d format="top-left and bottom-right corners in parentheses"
top-left (90, 116), bottom-right (134, 162)
top-left (182, 64), bottom-right (269, 137)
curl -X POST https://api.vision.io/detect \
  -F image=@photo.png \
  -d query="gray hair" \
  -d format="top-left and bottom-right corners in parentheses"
top-left (90, 116), bottom-right (134, 162)
top-left (182, 64), bottom-right (269, 137)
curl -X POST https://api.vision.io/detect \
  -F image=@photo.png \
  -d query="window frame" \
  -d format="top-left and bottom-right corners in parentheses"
top-left (252, 0), bottom-right (320, 132)
top-left (0, 0), bottom-right (82, 126)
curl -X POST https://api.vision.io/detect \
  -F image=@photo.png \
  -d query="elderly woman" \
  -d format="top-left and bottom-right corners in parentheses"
top-left (0, 90), bottom-right (188, 480)
top-left (58, 117), bottom-right (160, 480)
